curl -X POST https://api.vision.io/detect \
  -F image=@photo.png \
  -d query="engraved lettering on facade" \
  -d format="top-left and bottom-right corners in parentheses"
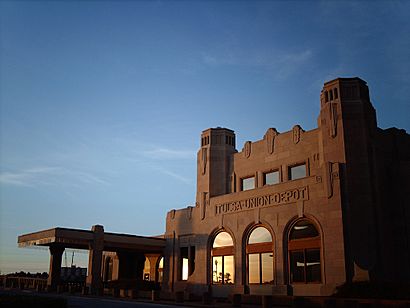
top-left (215, 186), bottom-right (309, 215)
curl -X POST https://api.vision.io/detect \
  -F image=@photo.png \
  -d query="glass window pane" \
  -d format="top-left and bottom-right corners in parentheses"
top-left (242, 177), bottom-right (255, 191)
top-left (224, 255), bottom-right (235, 284)
top-left (248, 254), bottom-right (260, 284)
top-left (261, 253), bottom-right (274, 284)
top-left (305, 249), bottom-right (321, 282)
top-left (290, 251), bottom-right (305, 283)
top-left (289, 164), bottom-right (306, 180)
top-left (213, 232), bottom-right (234, 248)
top-left (212, 256), bottom-right (223, 284)
top-left (248, 227), bottom-right (272, 244)
top-left (265, 171), bottom-right (279, 185)
top-left (290, 220), bottom-right (319, 240)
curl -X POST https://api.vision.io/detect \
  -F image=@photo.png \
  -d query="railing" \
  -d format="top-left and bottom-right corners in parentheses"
top-left (0, 276), bottom-right (47, 290)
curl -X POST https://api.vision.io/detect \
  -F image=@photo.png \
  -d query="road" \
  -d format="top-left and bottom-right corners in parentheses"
top-left (0, 290), bottom-right (193, 308)
top-left (67, 295), bottom-right (185, 308)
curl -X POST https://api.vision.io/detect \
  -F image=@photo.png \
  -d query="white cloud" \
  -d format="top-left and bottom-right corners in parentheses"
top-left (0, 166), bottom-right (109, 187)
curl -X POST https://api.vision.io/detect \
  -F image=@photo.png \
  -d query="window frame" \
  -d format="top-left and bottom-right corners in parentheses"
top-left (287, 162), bottom-right (308, 181)
top-left (263, 169), bottom-right (281, 186)
top-left (246, 226), bottom-right (274, 285)
top-left (211, 231), bottom-right (235, 285)
top-left (241, 175), bottom-right (256, 191)
top-left (287, 219), bottom-right (322, 284)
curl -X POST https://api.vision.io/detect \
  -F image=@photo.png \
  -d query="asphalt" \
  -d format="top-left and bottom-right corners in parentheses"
top-left (0, 289), bottom-right (262, 308)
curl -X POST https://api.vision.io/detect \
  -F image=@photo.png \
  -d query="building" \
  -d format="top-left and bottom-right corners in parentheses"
top-left (161, 77), bottom-right (410, 297)
top-left (18, 77), bottom-right (410, 297)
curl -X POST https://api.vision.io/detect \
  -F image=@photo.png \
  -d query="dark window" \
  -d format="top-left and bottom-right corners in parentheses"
top-left (264, 170), bottom-right (280, 185)
top-left (212, 232), bottom-right (234, 284)
top-left (289, 164), bottom-right (306, 180)
top-left (334, 88), bottom-right (338, 99)
top-left (288, 219), bottom-right (321, 284)
top-left (189, 246), bottom-right (196, 275)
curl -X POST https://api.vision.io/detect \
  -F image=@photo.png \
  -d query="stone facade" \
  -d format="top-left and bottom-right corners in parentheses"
top-left (17, 77), bottom-right (410, 298)
top-left (162, 77), bottom-right (410, 297)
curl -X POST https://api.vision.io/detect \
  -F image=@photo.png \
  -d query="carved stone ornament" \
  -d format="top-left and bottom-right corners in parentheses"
top-left (292, 125), bottom-right (304, 144)
top-left (264, 128), bottom-right (279, 154)
top-left (244, 141), bottom-right (252, 158)
top-left (200, 148), bottom-right (207, 175)
top-left (329, 102), bottom-right (337, 138)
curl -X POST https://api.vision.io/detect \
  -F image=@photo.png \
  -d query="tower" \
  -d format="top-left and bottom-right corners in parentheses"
top-left (196, 127), bottom-right (236, 219)
top-left (318, 78), bottom-right (378, 282)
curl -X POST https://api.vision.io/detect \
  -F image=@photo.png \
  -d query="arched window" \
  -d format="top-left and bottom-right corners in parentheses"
top-left (288, 219), bottom-right (321, 283)
top-left (247, 226), bottom-right (274, 284)
top-left (211, 231), bottom-right (234, 284)
top-left (156, 257), bottom-right (164, 283)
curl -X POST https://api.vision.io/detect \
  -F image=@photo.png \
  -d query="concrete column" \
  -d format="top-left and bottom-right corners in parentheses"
top-left (86, 225), bottom-right (104, 295)
top-left (47, 245), bottom-right (64, 291)
top-left (147, 255), bottom-right (160, 281)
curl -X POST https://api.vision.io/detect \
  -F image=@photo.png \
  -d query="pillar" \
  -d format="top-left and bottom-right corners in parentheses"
top-left (47, 245), bottom-right (64, 291)
top-left (86, 225), bottom-right (104, 295)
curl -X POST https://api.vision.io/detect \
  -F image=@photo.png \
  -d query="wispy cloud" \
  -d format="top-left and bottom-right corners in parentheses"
top-left (149, 165), bottom-right (193, 186)
top-left (201, 48), bottom-right (313, 80)
top-left (0, 166), bottom-right (109, 187)
top-left (141, 147), bottom-right (196, 160)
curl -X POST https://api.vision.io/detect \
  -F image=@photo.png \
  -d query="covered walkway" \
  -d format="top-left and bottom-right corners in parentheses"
top-left (18, 225), bottom-right (166, 294)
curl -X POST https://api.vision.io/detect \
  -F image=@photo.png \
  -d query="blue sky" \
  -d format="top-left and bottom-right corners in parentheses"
top-left (1, 1), bottom-right (409, 274)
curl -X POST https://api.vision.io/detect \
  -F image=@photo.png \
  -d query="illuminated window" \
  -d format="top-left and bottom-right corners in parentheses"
top-left (180, 247), bottom-right (188, 281)
top-left (247, 227), bottom-right (273, 284)
top-left (288, 219), bottom-right (321, 283)
top-left (264, 170), bottom-right (280, 185)
top-left (289, 164), bottom-right (306, 180)
top-left (212, 231), bottom-right (235, 284)
top-left (241, 177), bottom-right (255, 191)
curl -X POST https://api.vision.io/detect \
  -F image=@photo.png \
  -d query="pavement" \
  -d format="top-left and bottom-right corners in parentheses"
top-left (0, 289), bottom-right (259, 308)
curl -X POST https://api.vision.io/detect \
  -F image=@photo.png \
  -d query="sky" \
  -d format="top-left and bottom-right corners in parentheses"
top-left (1, 0), bottom-right (409, 274)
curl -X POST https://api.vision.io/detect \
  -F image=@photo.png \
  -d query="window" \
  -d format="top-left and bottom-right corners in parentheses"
top-left (212, 231), bottom-right (235, 284)
top-left (180, 247), bottom-right (188, 281)
top-left (289, 164), bottom-right (306, 180)
top-left (264, 170), bottom-right (280, 185)
top-left (288, 219), bottom-right (321, 283)
top-left (247, 227), bottom-right (274, 284)
top-left (241, 177), bottom-right (255, 191)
